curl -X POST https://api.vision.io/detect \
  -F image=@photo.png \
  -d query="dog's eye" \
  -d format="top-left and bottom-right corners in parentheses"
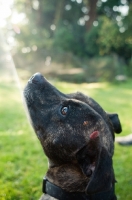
top-left (61, 106), bottom-right (69, 115)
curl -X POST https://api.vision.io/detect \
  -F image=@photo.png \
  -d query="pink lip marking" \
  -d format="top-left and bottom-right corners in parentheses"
top-left (90, 131), bottom-right (99, 139)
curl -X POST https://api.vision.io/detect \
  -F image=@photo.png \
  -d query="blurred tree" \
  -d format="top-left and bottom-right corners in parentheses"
top-left (97, 0), bottom-right (132, 63)
top-left (9, 0), bottom-right (132, 67)
top-left (84, 0), bottom-right (98, 31)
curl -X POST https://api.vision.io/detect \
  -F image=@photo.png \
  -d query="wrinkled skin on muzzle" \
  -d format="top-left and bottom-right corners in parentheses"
top-left (23, 73), bottom-right (122, 195)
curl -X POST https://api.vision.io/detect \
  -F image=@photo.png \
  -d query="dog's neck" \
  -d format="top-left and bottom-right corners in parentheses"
top-left (44, 167), bottom-right (116, 200)
top-left (46, 163), bottom-right (89, 192)
top-left (45, 161), bottom-right (117, 200)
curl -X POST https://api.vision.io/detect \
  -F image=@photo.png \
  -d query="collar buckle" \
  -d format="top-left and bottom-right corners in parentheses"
top-left (42, 177), bottom-right (47, 194)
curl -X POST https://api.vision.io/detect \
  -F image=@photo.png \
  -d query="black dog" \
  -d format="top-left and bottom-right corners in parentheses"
top-left (23, 73), bottom-right (122, 200)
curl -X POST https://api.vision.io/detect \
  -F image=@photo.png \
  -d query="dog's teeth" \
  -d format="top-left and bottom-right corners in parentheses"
top-left (90, 131), bottom-right (99, 139)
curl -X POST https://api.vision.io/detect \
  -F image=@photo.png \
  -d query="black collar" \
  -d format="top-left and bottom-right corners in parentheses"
top-left (42, 177), bottom-right (116, 200)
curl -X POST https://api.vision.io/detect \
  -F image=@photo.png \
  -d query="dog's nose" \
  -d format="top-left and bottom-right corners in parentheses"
top-left (29, 73), bottom-right (45, 84)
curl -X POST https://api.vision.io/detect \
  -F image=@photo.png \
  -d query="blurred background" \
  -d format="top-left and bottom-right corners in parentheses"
top-left (1, 0), bottom-right (132, 83)
top-left (0, 0), bottom-right (132, 200)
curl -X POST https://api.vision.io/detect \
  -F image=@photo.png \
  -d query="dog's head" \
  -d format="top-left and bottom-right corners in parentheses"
top-left (23, 73), bottom-right (122, 194)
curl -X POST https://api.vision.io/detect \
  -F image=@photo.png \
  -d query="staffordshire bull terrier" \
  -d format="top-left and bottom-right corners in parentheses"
top-left (23, 73), bottom-right (122, 200)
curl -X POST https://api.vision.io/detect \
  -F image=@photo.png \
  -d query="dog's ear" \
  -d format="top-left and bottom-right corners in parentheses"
top-left (86, 147), bottom-right (114, 194)
top-left (76, 136), bottom-right (114, 194)
top-left (108, 113), bottom-right (122, 134)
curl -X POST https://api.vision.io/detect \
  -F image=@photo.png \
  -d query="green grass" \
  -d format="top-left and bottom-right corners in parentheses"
top-left (0, 80), bottom-right (132, 200)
